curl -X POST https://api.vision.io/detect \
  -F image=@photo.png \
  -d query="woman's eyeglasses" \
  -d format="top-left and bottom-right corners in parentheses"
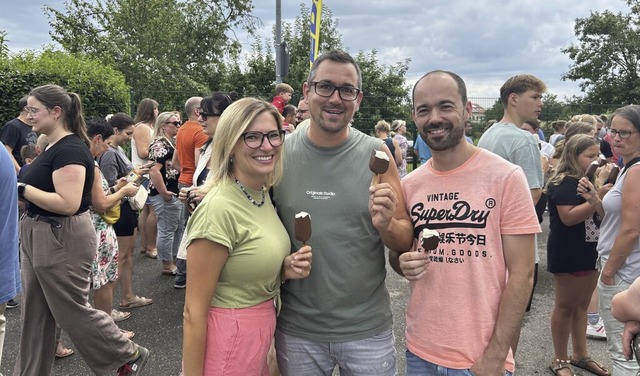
top-left (608, 128), bottom-right (638, 139)
top-left (241, 130), bottom-right (285, 149)
top-left (164, 121), bottom-right (182, 127)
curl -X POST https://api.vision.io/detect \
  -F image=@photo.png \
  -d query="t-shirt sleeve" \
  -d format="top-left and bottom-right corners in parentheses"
top-left (547, 178), bottom-right (582, 207)
top-left (195, 131), bottom-right (208, 149)
top-left (50, 141), bottom-right (90, 171)
top-left (149, 139), bottom-right (169, 164)
top-left (499, 166), bottom-right (541, 235)
top-left (97, 150), bottom-right (119, 186)
top-left (186, 194), bottom-right (237, 253)
top-left (0, 122), bottom-right (20, 150)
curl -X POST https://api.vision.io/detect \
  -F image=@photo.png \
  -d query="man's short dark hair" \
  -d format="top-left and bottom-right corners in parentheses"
top-left (308, 50), bottom-right (362, 89)
top-left (412, 70), bottom-right (468, 105)
top-left (18, 95), bottom-right (28, 112)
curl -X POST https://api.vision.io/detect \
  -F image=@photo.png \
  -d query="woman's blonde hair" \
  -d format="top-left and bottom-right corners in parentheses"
top-left (546, 134), bottom-right (600, 190)
top-left (202, 98), bottom-right (284, 191)
top-left (375, 120), bottom-right (391, 134)
top-left (153, 111), bottom-right (178, 140)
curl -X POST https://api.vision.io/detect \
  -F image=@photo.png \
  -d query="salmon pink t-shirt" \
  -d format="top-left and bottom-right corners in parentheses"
top-left (401, 148), bottom-right (540, 372)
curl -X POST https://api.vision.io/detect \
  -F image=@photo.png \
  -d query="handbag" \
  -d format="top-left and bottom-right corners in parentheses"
top-left (100, 203), bottom-right (121, 225)
top-left (128, 185), bottom-right (148, 210)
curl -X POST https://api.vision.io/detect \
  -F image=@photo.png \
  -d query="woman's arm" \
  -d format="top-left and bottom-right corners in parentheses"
top-left (91, 166), bottom-right (139, 212)
top-left (557, 177), bottom-right (604, 226)
top-left (149, 162), bottom-right (174, 201)
top-left (556, 203), bottom-right (598, 227)
top-left (183, 239), bottom-right (228, 376)
top-left (22, 164), bottom-right (86, 216)
top-left (392, 139), bottom-right (402, 167)
top-left (133, 125), bottom-right (151, 160)
top-left (601, 168), bottom-right (640, 284)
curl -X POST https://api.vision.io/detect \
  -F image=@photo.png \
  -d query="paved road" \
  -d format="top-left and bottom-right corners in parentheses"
top-left (1, 214), bottom-right (613, 375)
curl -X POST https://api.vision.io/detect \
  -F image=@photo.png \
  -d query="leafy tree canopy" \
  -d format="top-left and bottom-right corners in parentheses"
top-left (562, 0), bottom-right (640, 104)
top-left (0, 49), bottom-right (129, 124)
top-left (46, 0), bottom-right (257, 110)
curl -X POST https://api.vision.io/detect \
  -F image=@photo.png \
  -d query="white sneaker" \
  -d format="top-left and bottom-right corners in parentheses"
top-left (587, 318), bottom-right (607, 339)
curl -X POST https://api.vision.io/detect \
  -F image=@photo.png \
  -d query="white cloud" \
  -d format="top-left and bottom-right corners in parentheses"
top-left (0, 0), bottom-right (631, 99)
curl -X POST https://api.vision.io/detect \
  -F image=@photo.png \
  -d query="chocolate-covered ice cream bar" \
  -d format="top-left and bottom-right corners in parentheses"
top-left (295, 211), bottom-right (312, 244)
top-left (585, 161), bottom-right (599, 180)
top-left (605, 165), bottom-right (620, 185)
top-left (369, 149), bottom-right (390, 185)
top-left (420, 229), bottom-right (440, 251)
top-left (369, 149), bottom-right (389, 174)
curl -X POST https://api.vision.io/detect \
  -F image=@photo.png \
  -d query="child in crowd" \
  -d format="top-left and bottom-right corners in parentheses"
top-left (271, 83), bottom-right (293, 115)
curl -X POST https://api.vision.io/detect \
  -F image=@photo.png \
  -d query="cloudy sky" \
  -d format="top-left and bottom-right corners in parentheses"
top-left (0, 0), bottom-right (631, 105)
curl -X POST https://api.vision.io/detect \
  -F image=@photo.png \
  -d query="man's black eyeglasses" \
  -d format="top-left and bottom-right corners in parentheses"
top-left (241, 130), bottom-right (286, 149)
top-left (309, 81), bottom-right (361, 101)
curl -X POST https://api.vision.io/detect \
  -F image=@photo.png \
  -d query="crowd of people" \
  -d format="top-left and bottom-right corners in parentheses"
top-left (2, 49), bottom-right (640, 376)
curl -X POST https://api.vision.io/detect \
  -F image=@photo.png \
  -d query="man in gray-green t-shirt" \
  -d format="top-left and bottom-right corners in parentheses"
top-left (272, 50), bottom-right (414, 376)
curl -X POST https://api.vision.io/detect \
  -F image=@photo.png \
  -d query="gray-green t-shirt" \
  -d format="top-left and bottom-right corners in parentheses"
top-left (477, 122), bottom-right (544, 189)
top-left (273, 123), bottom-right (392, 342)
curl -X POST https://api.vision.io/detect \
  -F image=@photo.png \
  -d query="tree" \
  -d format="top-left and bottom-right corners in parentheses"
top-left (46, 0), bottom-right (257, 110)
top-left (562, 1), bottom-right (640, 104)
top-left (228, 3), bottom-right (411, 132)
top-left (0, 49), bottom-right (129, 123)
top-left (354, 50), bottom-right (411, 131)
top-left (540, 93), bottom-right (565, 121)
top-left (483, 99), bottom-right (503, 124)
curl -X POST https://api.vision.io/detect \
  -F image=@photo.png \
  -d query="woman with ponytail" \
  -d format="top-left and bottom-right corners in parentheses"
top-left (14, 84), bottom-right (149, 375)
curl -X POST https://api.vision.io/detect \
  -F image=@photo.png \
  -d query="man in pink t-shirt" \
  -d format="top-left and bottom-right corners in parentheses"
top-left (389, 71), bottom-right (540, 375)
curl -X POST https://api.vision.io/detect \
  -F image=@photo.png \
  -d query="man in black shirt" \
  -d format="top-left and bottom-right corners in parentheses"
top-left (1, 97), bottom-right (34, 309)
top-left (0, 96), bottom-right (38, 174)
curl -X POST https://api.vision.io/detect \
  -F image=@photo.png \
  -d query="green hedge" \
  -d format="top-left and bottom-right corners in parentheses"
top-left (0, 50), bottom-right (130, 126)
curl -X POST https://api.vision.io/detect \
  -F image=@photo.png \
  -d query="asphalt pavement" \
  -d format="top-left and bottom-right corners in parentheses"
top-left (1, 213), bottom-right (613, 375)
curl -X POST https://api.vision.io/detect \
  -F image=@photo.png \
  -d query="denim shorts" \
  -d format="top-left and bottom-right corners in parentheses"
top-left (275, 328), bottom-right (397, 376)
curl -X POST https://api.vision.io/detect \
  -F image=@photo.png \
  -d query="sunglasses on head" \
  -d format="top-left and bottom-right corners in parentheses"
top-left (198, 110), bottom-right (221, 121)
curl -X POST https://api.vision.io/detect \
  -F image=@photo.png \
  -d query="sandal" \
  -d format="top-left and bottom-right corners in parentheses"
top-left (119, 296), bottom-right (154, 310)
top-left (119, 328), bottom-right (135, 340)
top-left (161, 267), bottom-right (177, 275)
top-left (570, 357), bottom-right (610, 376)
top-left (144, 249), bottom-right (157, 259)
top-left (111, 309), bottom-right (132, 323)
top-left (549, 359), bottom-right (576, 376)
top-left (55, 343), bottom-right (75, 359)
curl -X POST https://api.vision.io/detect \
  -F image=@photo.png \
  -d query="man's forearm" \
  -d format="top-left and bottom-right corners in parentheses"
top-left (482, 269), bottom-right (533, 363)
top-left (530, 188), bottom-right (542, 205)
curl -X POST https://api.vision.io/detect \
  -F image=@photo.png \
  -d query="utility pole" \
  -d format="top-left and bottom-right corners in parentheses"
top-left (275, 0), bottom-right (282, 84)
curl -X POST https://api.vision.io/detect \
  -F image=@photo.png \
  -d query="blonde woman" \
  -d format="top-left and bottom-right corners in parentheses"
top-left (182, 98), bottom-right (312, 376)
top-left (392, 119), bottom-right (409, 178)
top-left (148, 112), bottom-right (183, 275)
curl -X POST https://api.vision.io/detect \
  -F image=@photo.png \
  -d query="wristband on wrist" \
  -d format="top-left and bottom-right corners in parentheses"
top-left (17, 183), bottom-right (26, 198)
